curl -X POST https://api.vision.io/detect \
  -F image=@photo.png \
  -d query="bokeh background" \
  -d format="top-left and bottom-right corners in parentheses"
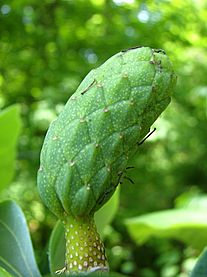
top-left (0, 0), bottom-right (207, 276)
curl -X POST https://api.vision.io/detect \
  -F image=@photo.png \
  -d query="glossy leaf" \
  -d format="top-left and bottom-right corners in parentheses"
top-left (0, 200), bottom-right (41, 277)
top-left (190, 248), bottom-right (207, 277)
top-left (95, 186), bottom-right (120, 235)
top-left (49, 188), bottom-right (120, 275)
top-left (66, 273), bottom-right (126, 277)
top-left (125, 209), bottom-right (207, 250)
top-left (0, 105), bottom-right (21, 192)
top-left (175, 192), bottom-right (207, 210)
top-left (0, 267), bottom-right (13, 277)
top-left (48, 220), bottom-right (65, 276)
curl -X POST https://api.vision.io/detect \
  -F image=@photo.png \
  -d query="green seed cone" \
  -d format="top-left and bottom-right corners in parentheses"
top-left (37, 46), bottom-right (176, 274)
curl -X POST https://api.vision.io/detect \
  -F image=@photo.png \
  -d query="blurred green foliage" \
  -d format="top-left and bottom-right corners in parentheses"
top-left (0, 105), bottom-right (21, 191)
top-left (0, 0), bottom-right (207, 276)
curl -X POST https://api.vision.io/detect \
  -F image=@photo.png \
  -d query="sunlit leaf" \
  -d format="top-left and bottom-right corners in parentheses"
top-left (0, 105), bottom-right (21, 192)
top-left (0, 266), bottom-right (13, 277)
top-left (95, 187), bottom-right (120, 236)
top-left (175, 190), bottom-right (207, 210)
top-left (0, 200), bottom-right (41, 277)
top-left (125, 209), bottom-right (207, 250)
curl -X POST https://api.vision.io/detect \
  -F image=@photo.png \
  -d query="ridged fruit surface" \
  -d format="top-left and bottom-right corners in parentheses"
top-left (37, 46), bottom-right (176, 274)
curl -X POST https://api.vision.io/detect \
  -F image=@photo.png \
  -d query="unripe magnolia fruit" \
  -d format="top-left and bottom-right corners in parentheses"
top-left (37, 46), bottom-right (176, 274)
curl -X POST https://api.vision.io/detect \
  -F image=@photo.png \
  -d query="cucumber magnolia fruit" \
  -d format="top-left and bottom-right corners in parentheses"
top-left (37, 46), bottom-right (176, 274)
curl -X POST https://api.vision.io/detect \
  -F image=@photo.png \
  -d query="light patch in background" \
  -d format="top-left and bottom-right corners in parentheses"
top-left (23, 6), bottom-right (34, 24)
top-left (84, 49), bottom-right (98, 64)
top-left (137, 9), bottom-right (150, 23)
top-left (113, 0), bottom-right (135, 5)
top-left (1, 4), bottom-right (11, 15)
top-left (125, 26), bottom-right (135, 37)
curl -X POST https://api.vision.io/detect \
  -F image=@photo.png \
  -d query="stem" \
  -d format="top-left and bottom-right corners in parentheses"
top-left (62, 215), bottom-right (109, 274)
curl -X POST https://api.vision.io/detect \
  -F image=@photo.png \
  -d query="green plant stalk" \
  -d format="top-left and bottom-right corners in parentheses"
top-left (59, 216), bottom-right (108, 274)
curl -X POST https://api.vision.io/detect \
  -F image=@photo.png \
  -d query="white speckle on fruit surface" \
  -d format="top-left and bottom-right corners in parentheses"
top-left (80, 117), bottom-right (85, 123)
top-left (97, 83), bottom-right (103, 88)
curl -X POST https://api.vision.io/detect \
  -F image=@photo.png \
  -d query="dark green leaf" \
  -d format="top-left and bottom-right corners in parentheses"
top-left (0, 105), bottom-right (21, 192)
top-left (0, 200), bottom-right (41, 277)
top-left (48, 220), bottom-right (65, 276)
top-left (190, 248), bottom-right (207, 277)
top-left (66, 273), bottom-right (126, 277)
